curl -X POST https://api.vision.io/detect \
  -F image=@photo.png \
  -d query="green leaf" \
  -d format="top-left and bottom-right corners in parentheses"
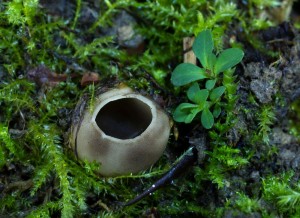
top-left (187, 83), bottom-right (208, 104)
top-left (179, 103), bottom-right (199, 110)
top-left (187, 83), bottom-right (200, 103)
top-left (201, 107), bottom-right (214, 129)
top-left (173, 103), bottom-right (198, 123)
top-left (214, 48), bottom-right (244, 74)
top-left (210, 86), bottom-right (226, 101)
top-left (198, 90), bottom-right (209, 107)
top-left (205, 79), bottom-right (217, 90)
top-left (184, 107), bottom-right (201, 123)
top-left (207, 53), bottom-right (217, 71)
top-left (213, 104), bottom-right (222, 118)
top-left (192, 30), bottom-right (214, 69)
top-left (171, 63), bottom-right (207, 86)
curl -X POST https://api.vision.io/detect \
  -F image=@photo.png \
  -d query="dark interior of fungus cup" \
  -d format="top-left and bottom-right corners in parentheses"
top-left (96, 98), bottom-right (152, 139)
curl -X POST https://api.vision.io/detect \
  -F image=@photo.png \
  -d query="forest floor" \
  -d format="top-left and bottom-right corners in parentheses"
top-left (1, 0), bottom-right (300, 217)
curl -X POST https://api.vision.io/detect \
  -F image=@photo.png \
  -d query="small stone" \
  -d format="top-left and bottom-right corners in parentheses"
top-left (291, 156), bottom-right (300, 170)
top-left (250, 171), bottom-right (260, 182)
top-left (244, 62), bottom-right (262, 79)
top-left (281, 61), bottom-right (300, 101)
top-left (103, 10), bottom-right (144, 54)
top-left (249, 66), bottom-right (282, 104)
top-left (279, 148), bottom-right (296, 162)
top-left (269, 127), bottom-right (293, 147)
top-left (250, 79), bottom-right (274, 103)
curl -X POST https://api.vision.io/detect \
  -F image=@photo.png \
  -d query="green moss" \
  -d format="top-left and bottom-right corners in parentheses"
top-left (262, 171), bottom-right (300, 217)
top-left (232, 192), bottom-right (261, 214)
top-left (257, 105), bottom-right (276, 145)
top-left (290, 99), bottom-right (300, 141)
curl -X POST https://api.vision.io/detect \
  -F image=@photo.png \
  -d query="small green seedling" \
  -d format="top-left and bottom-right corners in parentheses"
top-left (171, 30), bottom-right (244, 129)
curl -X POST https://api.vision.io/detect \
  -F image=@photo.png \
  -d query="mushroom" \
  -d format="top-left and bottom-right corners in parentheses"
top-left (70, 86), bottom-right (170, 177)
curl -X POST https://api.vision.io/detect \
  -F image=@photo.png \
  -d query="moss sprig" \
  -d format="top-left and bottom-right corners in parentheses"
top-left (263, 171), bottom-right (300, 216)
top-left (5, 0), bottom-right (39, 26)
top-left (0, 125), bottom-right (24, 167)
top-left (28, 124), bottom-right (75, 217)
top-left (0, 80), bottom-right (35, 119)
top-left (258, 105), bottom-right (276, 145)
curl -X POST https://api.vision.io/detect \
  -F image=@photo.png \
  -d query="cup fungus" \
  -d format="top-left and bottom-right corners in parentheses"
top-left (70, 87), bottom-right (170, 177)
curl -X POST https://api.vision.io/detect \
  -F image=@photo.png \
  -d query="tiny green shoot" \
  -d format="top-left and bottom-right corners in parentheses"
top-left (171, 30), bottom-right (244, 129)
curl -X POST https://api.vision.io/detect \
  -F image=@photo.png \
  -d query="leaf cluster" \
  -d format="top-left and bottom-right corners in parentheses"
top-left (171, 30), bottom-right (244, 129)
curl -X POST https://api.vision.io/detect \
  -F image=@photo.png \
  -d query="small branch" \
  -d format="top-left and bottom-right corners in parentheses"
top-left (122, 147), bottom-right (198, 206)
top-left (3, 179), bottom-right (33, 194)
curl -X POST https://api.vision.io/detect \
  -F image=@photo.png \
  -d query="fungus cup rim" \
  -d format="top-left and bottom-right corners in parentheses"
top-left (90, 93), bottom-right (157, 142)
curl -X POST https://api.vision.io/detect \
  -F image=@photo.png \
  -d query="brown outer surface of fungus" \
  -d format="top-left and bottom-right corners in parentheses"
top-left (70, 87), bottom-right (171, 177)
